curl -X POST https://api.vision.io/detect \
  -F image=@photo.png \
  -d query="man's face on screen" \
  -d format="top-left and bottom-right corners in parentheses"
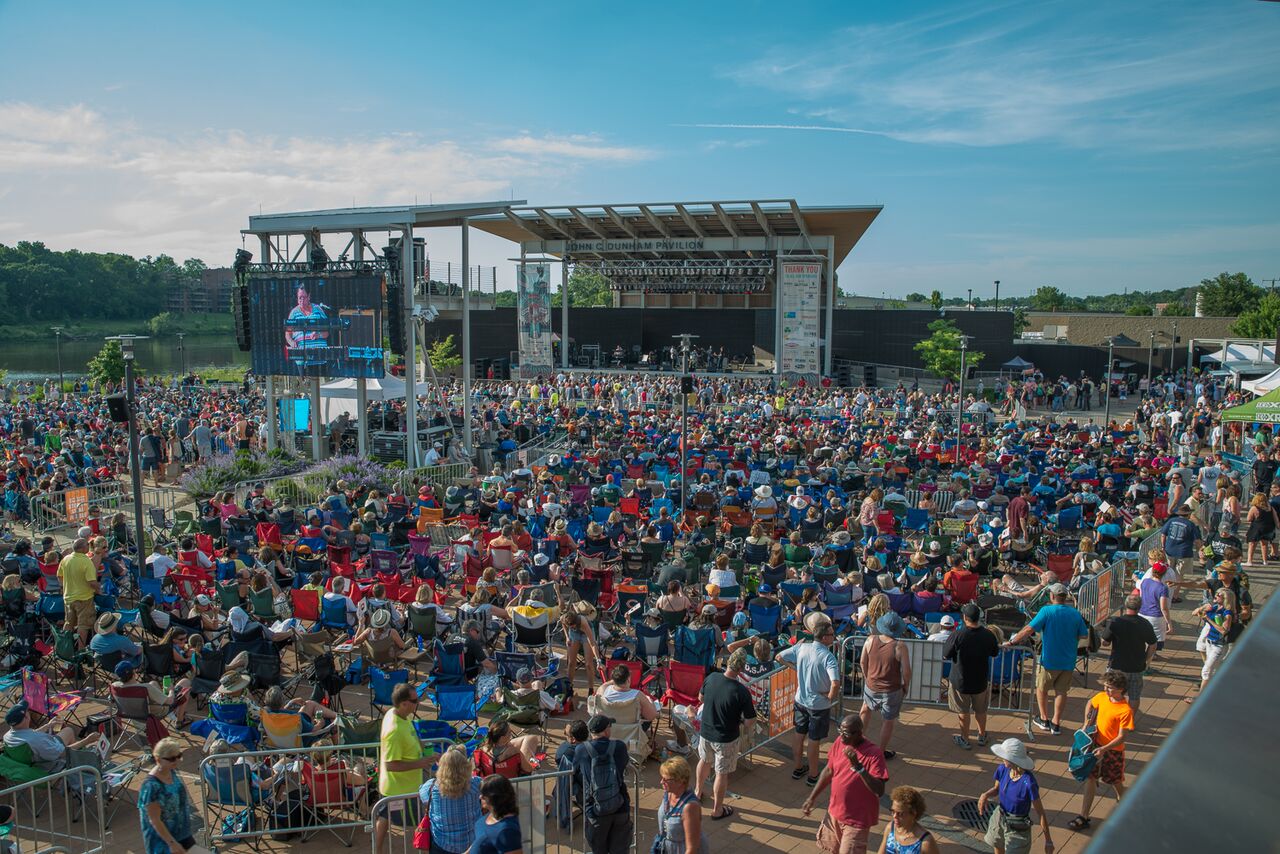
top-left (296, 287), bottom-right (311, 311)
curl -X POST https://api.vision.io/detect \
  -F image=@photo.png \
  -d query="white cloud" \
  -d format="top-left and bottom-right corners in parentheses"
top-left (0, 103), bottom-right (649, 266)
top-left (490, 134), bottom-right (653, 162)
top-left (718, 2), bottom-right (1280, 150)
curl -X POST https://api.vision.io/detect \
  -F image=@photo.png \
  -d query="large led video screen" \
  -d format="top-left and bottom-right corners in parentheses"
top-left (248, 275), bottom-right (385, 378)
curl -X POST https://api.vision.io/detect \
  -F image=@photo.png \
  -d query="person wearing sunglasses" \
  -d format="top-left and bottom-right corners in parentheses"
top-left (139, 737), bottom-right (197, 854)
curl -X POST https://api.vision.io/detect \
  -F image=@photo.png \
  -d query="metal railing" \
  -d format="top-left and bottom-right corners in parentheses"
top-left (396, 463), bottom-right (471, 495)
top-left (0, 764), bottom-right (107, 854)
top-left (30, 483), bottom-right (128, 536)
top-left (200, 741), bottom-right (387, 850)
top-left (371, 763), bottom-right (642, 854)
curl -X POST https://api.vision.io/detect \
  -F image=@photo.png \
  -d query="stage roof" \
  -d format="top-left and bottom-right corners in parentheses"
top-left (470, 200), bottom-right (882, 266)
top-left (243, 201), bottom-right (525, 237)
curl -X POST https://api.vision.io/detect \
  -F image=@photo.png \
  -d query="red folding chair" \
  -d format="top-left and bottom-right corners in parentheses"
top-left (327, 545), bottom-right (352, 566)
top-left (195, 533), bottom-right (216, 556)
top-left (583, 567), bottom-right (617, 611)
top-left (597, 658), bottom-right (658, 698)
top-left (177, 550), bottom-right (202, 572)
top-left (169, 572), bottom-right (210, 602)
top-left (1046, 554), bottom-right (1074, 585)
top-left (256, 523), bottom-right (283, 550)
top-left (290, 588), bottom-right (321, 623)
top-left (619, 497), bottom-right (641, 519)
top-left (660, 662), bottom-right (704, 720)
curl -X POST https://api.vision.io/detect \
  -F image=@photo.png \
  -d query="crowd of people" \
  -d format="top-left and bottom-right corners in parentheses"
top-left (0, 362), bottom-right (1267, 854)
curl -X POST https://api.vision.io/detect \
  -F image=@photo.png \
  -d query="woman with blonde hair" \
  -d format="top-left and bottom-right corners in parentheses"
top-left (419, 746), bottom-right (483, 854)
top-left (1071, 537), bottom-right (1095, 578)
top-left (653, 755), bottom-right (707, 853)
top-left (138, 737), bottom-right (196, 854)
top-left (858, 592), bottom-right (890, 634)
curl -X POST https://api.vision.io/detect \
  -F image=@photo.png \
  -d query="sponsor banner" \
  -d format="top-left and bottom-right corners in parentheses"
top-left (517, 264), bottom-right (554, 378)
top-left (779, 261), bottom-right (822, 381)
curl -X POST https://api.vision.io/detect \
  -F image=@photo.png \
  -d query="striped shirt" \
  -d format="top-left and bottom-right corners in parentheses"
top-left (420, 776), bottom-right (482, 854)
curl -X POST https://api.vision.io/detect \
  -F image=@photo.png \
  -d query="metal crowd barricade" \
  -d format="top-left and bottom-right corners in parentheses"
top-left (396, 463), bottom-right (471, 496)
top-left (0, 765), bottom-right (107, 854)
top-left (30, 482), bottom-right (127, 536)
top-left (140, 485), bottom-right (177, 515)
top-left (738, 665), bottom-right (793, 762)
top-left (371, 764), bottom-right (643, 854)
top-left (200, 740), bottom-right (386, 850)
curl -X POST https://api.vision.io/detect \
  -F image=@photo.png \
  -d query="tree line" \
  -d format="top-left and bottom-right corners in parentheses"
top-left (0, 242), bottom-right (208, 323)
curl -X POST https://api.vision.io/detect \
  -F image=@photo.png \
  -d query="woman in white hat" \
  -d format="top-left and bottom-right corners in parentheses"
top-left (750, 483), bottom-right (777, 522)
top-left (977, 737), bottom-right (1053, 854)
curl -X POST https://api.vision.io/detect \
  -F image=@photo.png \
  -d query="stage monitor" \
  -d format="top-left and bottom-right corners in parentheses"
top-left (248, 274), bottom-right (385, 378)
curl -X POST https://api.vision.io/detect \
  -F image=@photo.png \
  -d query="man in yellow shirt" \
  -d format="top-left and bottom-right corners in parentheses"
top-left (57, 538), bottom-right (99, 645)
top-left (375, 682), bottom-right (434, 853)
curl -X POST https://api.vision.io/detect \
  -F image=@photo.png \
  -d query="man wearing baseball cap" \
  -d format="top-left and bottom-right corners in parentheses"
top-left (2, 701), bottom-right (100, 773)
top-left (1005, 584), bottom-right (1089, 735)
top-left (943, 604), bottom-right (1000, 749)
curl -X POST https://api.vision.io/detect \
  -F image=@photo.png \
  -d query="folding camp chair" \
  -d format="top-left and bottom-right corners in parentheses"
top-left (109, 684), bottom-right (164, 752)
top-left (369, 666), bottom-right (410, 716)
top-left (659, 661), bottom-right (705, 721)
top-left (431, 681), bottom-right (493, 738)
top-left (634, 623), bottom-right (671, 668)
top-left (290, 587), bottom-right (321, 624)
top-left (673, 625), bottom-right (716, 670)
top-left (511, 607), bottom-right (553, 657)
top-left (428, 640), bottom-right (468, 688)
top-left (746, 600), bottom-right (782, 640)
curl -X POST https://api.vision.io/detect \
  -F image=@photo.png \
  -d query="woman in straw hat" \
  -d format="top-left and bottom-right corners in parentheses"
top-left (977, 737), bottom-right (1054, 854)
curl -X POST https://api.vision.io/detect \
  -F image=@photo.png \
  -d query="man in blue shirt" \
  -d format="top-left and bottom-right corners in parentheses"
top-left (776, 621), bottom-right (840, 785)
top-left (1005, 585), bottom-right (1088, 735)
top-left (1160, 503), bottom-right (1202, 584)
top-left (88, 612), bottom-right (142, 666)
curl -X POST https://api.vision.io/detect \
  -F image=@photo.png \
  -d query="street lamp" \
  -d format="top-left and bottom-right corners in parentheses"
top-left (51, 327), bottom-right (64, 396)
top-left (955, 334), bottom-right (972, 467)
top-left (1147, 330), bottom-right (1156, 395)
top-left (673, 333), bottom-right (699, 523)
top-left (107, 335), bottom-right (150, 559)
top-left (176, 333), bottom-right (186, 379)
top-left (967, 288), bottom-right (973, 310)
top-left (1103, 334), bottom-right (1139, 434)
top-left (994, 280), bottom-right (1000, 311)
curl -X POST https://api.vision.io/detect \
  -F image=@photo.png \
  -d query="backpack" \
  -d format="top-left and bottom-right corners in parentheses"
top-left (583, 740), bottom-right (625, 816)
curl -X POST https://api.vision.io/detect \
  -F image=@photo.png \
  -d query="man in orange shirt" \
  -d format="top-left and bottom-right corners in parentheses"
top-left (1069, 670), bottom-right (1134, 831)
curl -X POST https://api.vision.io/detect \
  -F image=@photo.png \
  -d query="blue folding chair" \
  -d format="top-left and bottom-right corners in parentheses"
top-left (432, 682), bottom-right (490, 738)
top-left (591, 506), bottom-right (612, 525)
top-left (369, 666), bottom-right (409, 716)
top-left (747, 601), bottom-right (782, 640)
top-left (778, 581), bottom-right (816, 611)
top-left (429, 640), bottom-right (468, 687)
top-left (673, 625), bottom-right (716, 670)
top-left (633, 623), bottom-right (670, 667)
top-left (903, 508), bottom-right (930, 532)
top-left (138, 576), bottom-right (179, 606)
top-left (370, 531), bottom-right (391, 551)
top-left (320, 597), bottom-right (351, 635)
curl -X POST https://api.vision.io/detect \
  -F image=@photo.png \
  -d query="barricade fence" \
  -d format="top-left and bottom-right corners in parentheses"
top-left (836, 635), bottom-right (1039, 725)
top-left (396, 463), bottom-right (471, 496)
top-left (0, 764), bottom-right (107, 854)
top-left (371, 764), bottom-right (643, 854)
top-left (31, 482), bottom-right (127, 536)
top-left (200, 740), bottom-right (388, 850)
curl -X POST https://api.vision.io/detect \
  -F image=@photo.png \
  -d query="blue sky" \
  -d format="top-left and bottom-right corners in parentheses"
top-left (1, 0), bottom-right (1278, 299)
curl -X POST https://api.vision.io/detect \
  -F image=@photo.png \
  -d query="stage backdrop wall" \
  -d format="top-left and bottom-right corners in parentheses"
top-left (426, 307), bottom-right (1015, 375)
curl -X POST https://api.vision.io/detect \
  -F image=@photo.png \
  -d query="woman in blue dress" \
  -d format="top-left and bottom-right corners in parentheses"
top-left (138, 737), bottom-right (196, 854)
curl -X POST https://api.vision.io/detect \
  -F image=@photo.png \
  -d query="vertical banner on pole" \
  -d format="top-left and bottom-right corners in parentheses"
top-left (517, 264), bottom-right (553, 378)
top-left (779, 261), bottom-right (822, 382)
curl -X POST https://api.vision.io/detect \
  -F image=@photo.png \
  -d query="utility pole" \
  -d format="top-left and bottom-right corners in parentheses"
top-left (673, 333), bottom-right (699, 524)
top-left (176, 332), bottom-right (186, 379)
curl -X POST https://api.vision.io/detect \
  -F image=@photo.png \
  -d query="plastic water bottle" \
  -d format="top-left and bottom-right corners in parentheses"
top-left (417, 636), bottom-right (424, 652)
top-left (162, 676), bottom-right (172, 692)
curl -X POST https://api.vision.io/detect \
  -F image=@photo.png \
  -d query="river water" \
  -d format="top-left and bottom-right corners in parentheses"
top-left (0, 335), bottom-right (248, 380)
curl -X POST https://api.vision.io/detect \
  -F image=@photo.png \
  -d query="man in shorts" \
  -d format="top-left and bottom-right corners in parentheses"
top-left (694, 649), bottom-right (757, 821)
top-left (1006, 584), bottom-right (1088, 735)
top-left (56, 538), bottom-right (99, 645)
top-left (942, 603), bottom-right (1000, 749)
top-left (776, 621), bottom-right (840, 785)
top-left (1069, 670), bottom-right (1134, 832)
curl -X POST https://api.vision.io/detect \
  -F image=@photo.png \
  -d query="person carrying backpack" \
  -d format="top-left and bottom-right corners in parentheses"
top-left (574, 714), bottom-right (633, 854)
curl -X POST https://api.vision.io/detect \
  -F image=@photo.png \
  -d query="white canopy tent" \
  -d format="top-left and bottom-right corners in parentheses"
top-left (1243, 367), bottom-right (1280, 396)
top-left (319, 377), bottom-right (408, 423)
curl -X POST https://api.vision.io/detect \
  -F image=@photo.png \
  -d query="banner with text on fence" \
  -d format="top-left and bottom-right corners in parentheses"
top-left (517, 263), bottom-right (553, 378)
top-left (768, 666), bottom-right (798, 738)
top-left (779, 261), bottom-right (822, 381)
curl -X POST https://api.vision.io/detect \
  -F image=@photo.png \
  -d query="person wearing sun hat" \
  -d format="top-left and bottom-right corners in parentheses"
top-left (90, 610), bottom-right (142, 665)
top-left (977, 737), bottom-right (1054, 854)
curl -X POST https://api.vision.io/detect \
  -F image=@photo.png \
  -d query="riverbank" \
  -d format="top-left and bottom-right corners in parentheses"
top-left (0, 313), bottom-right (232, 342)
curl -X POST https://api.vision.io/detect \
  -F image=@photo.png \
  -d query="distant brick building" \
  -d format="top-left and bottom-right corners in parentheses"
top-left (168, 267), bottom-right (233, 313)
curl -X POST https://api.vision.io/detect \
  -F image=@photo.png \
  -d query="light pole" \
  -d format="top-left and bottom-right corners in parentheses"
top-left (1171, 319), bottom-right (1180, 375)
top-left (107, 335), bottom-right (149, 558)
top-left (51, 327), bottom-right (64, 396)
top-left (673, 333), bottom-right (699, 523)
top-left (176, 333), bottom-right (186, 379)
top-left (967, 288), bottom-right (973, 310)
top-left (956, 334), bottom-right (971, 467)
top-left (993, 280), bottom-right (1000, 311)
top-left (1147, 330), bottom-right (1156, 395)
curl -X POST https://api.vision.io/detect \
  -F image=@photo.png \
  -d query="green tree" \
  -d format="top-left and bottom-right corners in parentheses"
top-left (86, 340), bottom-right (126, 387)
top-left (1197, 272), bottom-right (1261, 316)
top-left (561, 267), bottom-right (612, 307)
top-left (1029, 286), bottom-right (1069, 312)
top-left (1161, 301), bottom-right (1192, 316)
top-left (494, 291), bottom-right (517, 307)
top-left (147, 312), bottom-right (177, 335)
top-left (929, 290), bottom-right (943, 311)
top-left (905, 292), bottom-right (927, 303)
top-left (427, 334), bottom-right (462, 371)
top-left (1011, 306), bottom-right (1028, 335)
top-left (914, 319), bottom-right (985, 381)
top-left (1124, 304), bottom-right (1153, 316)
top-left (1232, 292), bottom-right (1280, 338)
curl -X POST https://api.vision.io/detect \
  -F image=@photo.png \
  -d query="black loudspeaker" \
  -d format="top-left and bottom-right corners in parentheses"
top-left (105, 395), bottom-right (131, 423)
top-left (681, 375), bottom-right (694, 394)
top-left (862, 365), bottom-right (876, 388)
top-left (386, 279), bottom-right (405, 355)
top-left (232, 284), bottom-right (252, 352)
